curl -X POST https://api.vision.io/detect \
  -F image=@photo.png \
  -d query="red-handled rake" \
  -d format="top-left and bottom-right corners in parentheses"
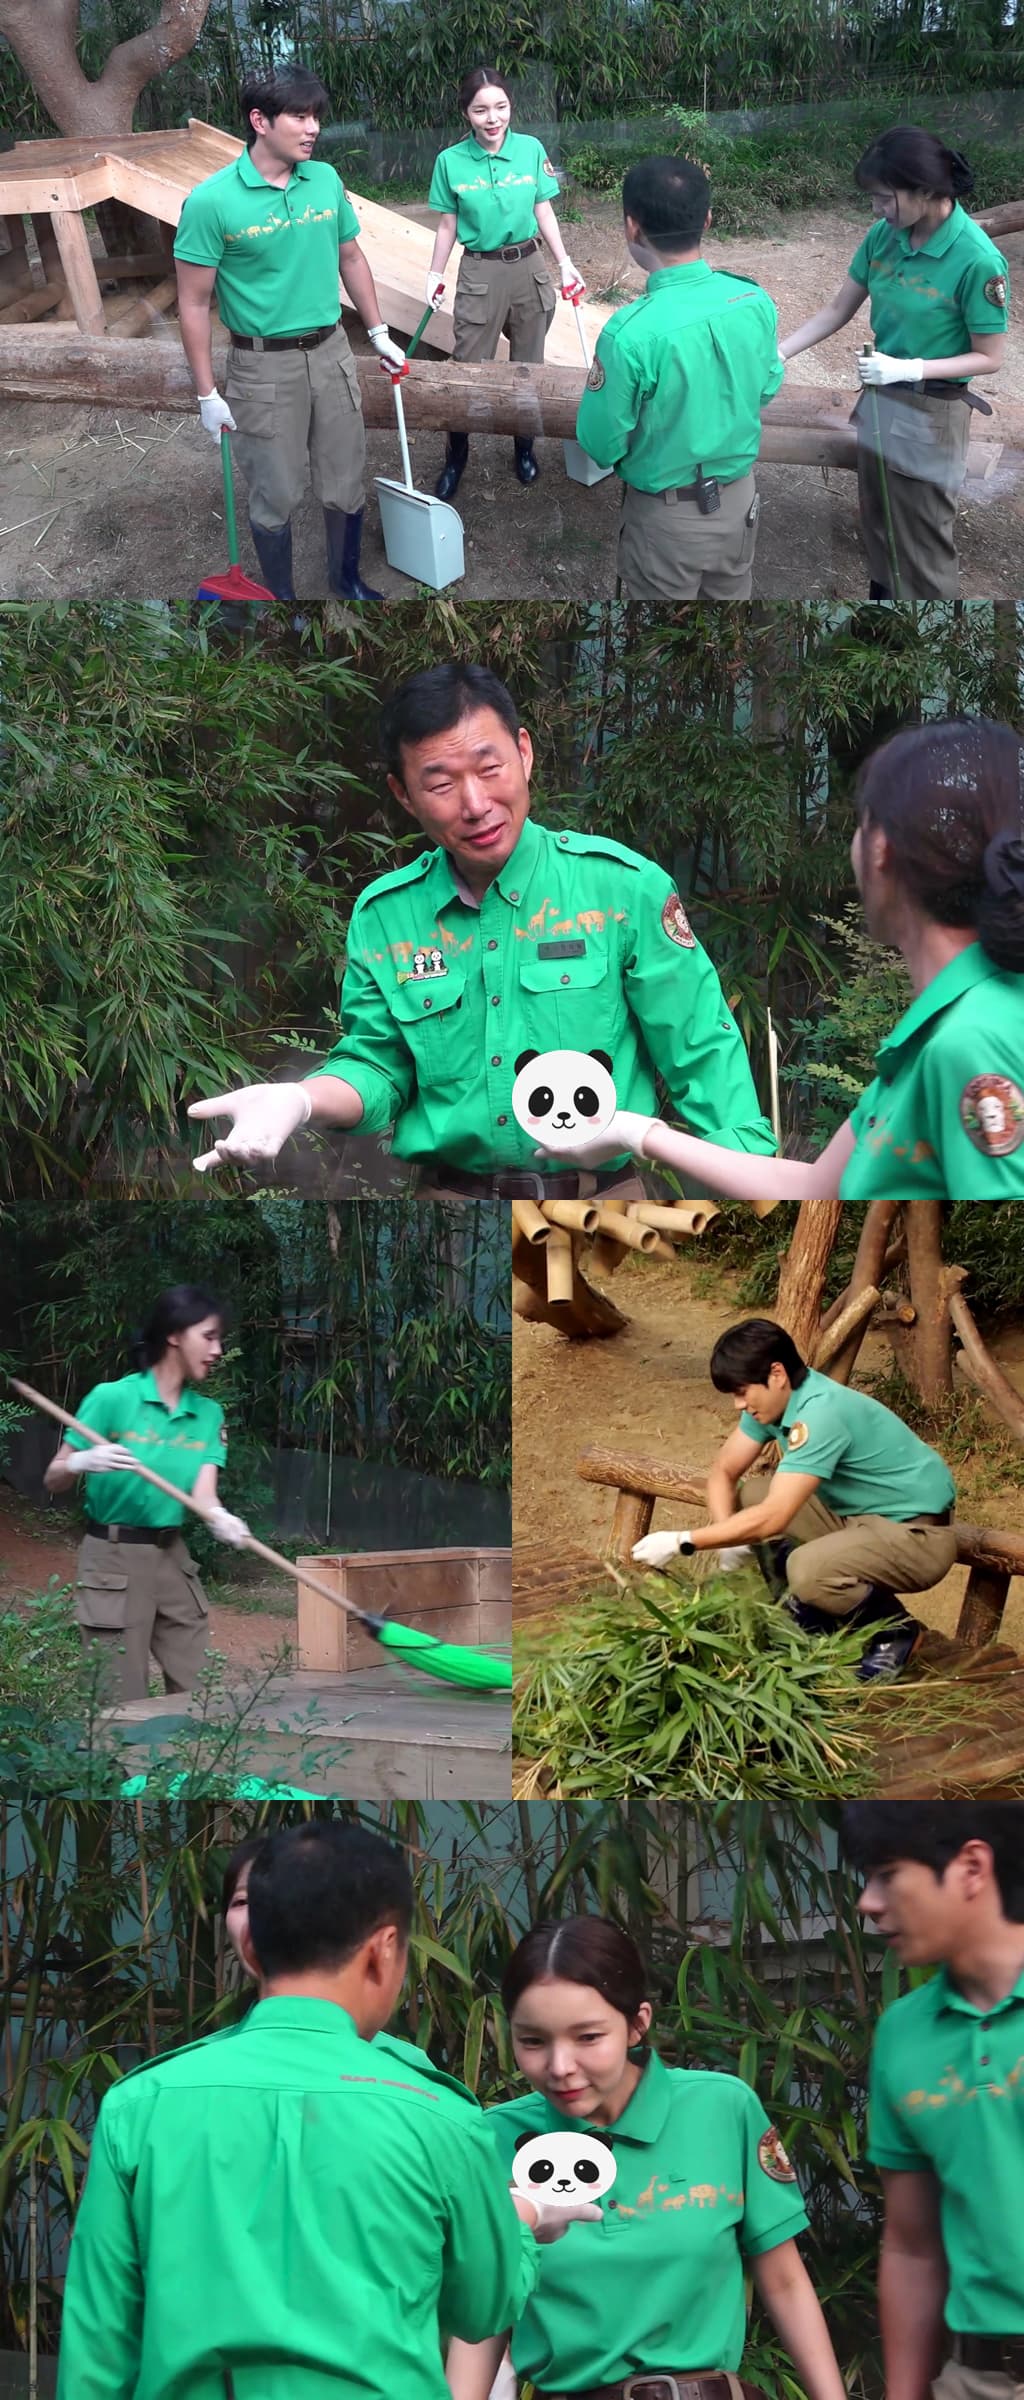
top-left (196, 429), bottom-right (276, 605)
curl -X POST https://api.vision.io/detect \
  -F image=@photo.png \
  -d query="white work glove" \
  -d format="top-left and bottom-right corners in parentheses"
top-left (632, 1529), bottom-right (693, 1568)
top-left (425, 271), bottom-right (446, 309)
top-left (857, 350), bottom-right (924, 387)
top-left (66, 1443), bottom-right (137, 1475)
top-left (559, 258), bottom-right (586, 300)
top-left (188, 1082), bottom-right (313, 1172)
top-left (367, 324), bottom-right (406, 371)
top-left (205, 1503), bottom-right (250, 1547)
top-left (535, 1107), bottom-right (656, 1167)
top-left (718, 1544), bottom-right (754, 1572)
top-left (512, 2190), bottom-right (603, 2241)
top-left (198, 388), bottom-right (237, 440)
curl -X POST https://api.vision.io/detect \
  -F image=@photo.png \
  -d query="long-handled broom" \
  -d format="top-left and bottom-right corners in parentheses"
top-left (196, 429), bottom-right (276, 606)
top-left (11, 1380), bottom-right (511, 1694)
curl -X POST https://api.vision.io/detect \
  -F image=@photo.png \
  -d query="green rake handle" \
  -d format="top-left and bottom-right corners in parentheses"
top-left (220, 428), bottom-right (241, 568)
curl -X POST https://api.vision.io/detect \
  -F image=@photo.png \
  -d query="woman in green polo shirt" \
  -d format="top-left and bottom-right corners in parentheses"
top-left (546, 717), bottom-right (1024, 1202)
top-left (426, 67), bottom-right (583, 500)
top-left (780, 127), bottom-right (1009, 598)
top-left (43, 1282), bottom-right (248, 1706)
top-left (446, 1915), bottom-right (846, 2400)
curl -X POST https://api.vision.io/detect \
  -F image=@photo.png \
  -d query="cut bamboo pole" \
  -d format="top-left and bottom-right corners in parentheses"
top-left (625, 1202), bottom-right (719, 1236)
top-left (510, 1198), bottom-right (549, 1245)
top-left (592, 1206), bottom-right (659, 1252)
top-left (541, 1198), bottom-right (601, 1235)
top-left (544, 1224), bottom-right (575, 1305)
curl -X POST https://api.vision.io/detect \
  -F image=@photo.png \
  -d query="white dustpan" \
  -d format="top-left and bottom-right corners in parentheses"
top-left (564, 296), bottom-right (614, 487)
top-left (375, 361), bottom-right (464, 591)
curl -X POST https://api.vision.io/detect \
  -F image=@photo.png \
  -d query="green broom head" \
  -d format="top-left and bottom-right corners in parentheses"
top-left (369, 1616), bottom-right (512, 1690)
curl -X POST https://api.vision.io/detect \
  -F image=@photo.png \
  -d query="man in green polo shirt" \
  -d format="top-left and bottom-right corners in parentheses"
top-left (633, 1315), bottom-right (957, 1680)
top-left (841, 1802), bottom-right (1024, 2400)
top-left (574, 156), bottom-right (783, 599)
top-left (173, 65), bottom-right (405, 603)
top-left (188, 661), bottom-right (776, 1200)
top-left (57, 1820), bottom-right (588, 2400)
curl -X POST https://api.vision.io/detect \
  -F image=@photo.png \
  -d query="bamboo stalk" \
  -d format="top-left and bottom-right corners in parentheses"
top-left (592, 1206), bottom-right (659, 1252)
top-left (545, 1223), bottom-right (575, 1304)
top-left (510, 1199), bottom-right (549, 1245)
top-left (541, 1198), bottom-right (600, 1234)
top-left (625, 1202), bottom-right (719, 1236)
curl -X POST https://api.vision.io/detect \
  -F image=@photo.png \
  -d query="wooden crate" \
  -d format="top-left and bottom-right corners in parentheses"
top-left (296, 1547), bottom-right (511, 1673)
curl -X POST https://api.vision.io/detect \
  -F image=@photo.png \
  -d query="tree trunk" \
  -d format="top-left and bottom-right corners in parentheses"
top-left (822, 1200), bottom-right (901, 1383)
top-left (950, 1286), bottom-right (1024, 1447)
top-left (775, 1201), bottom-right (844, 1356)
top-left (904, 1205), bottom-right (954, 1403)
top-left (0, 0), bottom-right (214, 139)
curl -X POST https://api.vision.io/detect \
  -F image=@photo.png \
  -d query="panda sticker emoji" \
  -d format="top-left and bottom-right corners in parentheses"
top-left (511, 2129), bottom-right (618, 2209)
top-left (511, 1049), bottom-right (619, 1155)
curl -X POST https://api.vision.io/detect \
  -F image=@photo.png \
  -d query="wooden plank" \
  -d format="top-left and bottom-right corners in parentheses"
top-left (49, 206), bottom-right (106, 335)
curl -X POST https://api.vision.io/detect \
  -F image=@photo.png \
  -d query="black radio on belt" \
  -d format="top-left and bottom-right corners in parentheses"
top-left (695, 466), bottom-right (721, 515)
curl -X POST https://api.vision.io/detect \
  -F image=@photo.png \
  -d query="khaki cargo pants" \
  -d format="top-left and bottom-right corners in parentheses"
top-left (224, 321), bottom-right (366, 530)
top-left (854, 386), bottom-right (971, 599)
top-left (619, 471), bottom-right (760, 599)
top-left (933, 2360), bottom-right (1024, 2400)
top-left (743, 1477), bottom-right (957, 1614)
top-left (453, 248), bottom-right (556, 362)
top-left (75, 1529), bottom-right (210, 1702)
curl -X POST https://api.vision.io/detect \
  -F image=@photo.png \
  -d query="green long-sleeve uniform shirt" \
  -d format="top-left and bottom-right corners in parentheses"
top-left (315, 816), bottom-right (775, 1169)
top-left (575, 262), bottom-right (783, 491)
top-left (57, 1996), bottom-right (538, 2400)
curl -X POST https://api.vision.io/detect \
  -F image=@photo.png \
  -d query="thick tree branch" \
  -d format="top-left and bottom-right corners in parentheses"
top-left (0, 0), bottom-right (213, 137)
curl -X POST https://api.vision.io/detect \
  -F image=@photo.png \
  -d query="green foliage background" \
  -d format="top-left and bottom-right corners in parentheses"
top-left (3, 599), bottom-right (1023, 1196)
top-left (1, 1798), bottom-right (898, 2393)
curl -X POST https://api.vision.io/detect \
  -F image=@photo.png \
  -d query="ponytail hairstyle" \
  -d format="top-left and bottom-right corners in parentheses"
top-left (130, 1284), bottom-right (226, 1370)
top-left (458, 65), bottom-right (513, 117)
top-left (502, 1916), bottom-right (651, 2041)
top-left (855, 124), bottom-right (974, 201)
top-left (855, 717), bottom-right (1024, 972)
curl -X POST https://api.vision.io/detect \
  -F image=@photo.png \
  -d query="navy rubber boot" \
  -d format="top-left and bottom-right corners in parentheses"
top-left (324, 507), bottom-right (383, 601)
top-left (249, 519), bottom-right (297, 601)
top-left (436, 433), bottom-right (469, 500)
top-left (514, 437), bottom-right (540, 484)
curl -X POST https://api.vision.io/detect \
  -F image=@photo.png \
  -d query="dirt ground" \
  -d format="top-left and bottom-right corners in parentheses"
top-left (0, 1489), bottom-right (296, 1675)
top-left (2, 198), bottom-right (1021, 600)
top-left (512, 1240), bottom-right (1024, 1652)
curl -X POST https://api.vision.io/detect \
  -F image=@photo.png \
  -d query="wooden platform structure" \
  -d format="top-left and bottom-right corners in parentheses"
top-left (109, 1664), bottom-right (511, 1799)
top-left (296, 1545), bottom-right (511, 1673)
top-left (0, 121), bottom-right (612, 360)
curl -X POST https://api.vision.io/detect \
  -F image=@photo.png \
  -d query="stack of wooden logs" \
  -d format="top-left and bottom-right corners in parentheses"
top-left (512, 1195), bottom-right (723, 1336)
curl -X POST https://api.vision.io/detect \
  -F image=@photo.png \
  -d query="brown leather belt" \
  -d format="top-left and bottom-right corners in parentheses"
top-left (421, 1162), bottom-right (630, 1199)
top-left (910, 1506), bottom-right (953, 1524)
top-left (951, 2335), bottom-right (1024, 2374)
top-left (537, 2374), bottom-right (764, 2400)
top-left (464, 237), bottom-right (540, 261)
top-left (889, 379), bottom-right (993, 414)
top-left (227, 323), bottom-right (338, 353)
top-left (85, 1521), bottom-right (179, 1548)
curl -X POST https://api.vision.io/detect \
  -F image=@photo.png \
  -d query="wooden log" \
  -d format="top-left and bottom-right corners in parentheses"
top-left (957, 1561), bottom-right (1012, 1650)
top-left (30, 214), bottom-right (74, 320)
top-left (776, 1201), bottom-right (844, 1355)
top-left (49, 208), bottom-right (106, 336)
top-left (578, 1446), bottom-right (707, 1508)
top-left (512, 1229), bottom-right (627, 1338)
top-left (105, 272), bottom-right (178, 338)
top-left (949, 1286), bottom-right (1024, 1448)
top-left (609, 1490), bottom-right (655, 1561)
top-left (0, 280), bottom-right (66, 323)
top-left (904, 1208), bottom-right (957, 1402)
top-left (822, 1200), bottom-right (901, 1384)
top-left (813, 1283), bottom-right (881, 1372)
top-left (975, 199), bottom-right (1024, 237)
top-left (590, 1235), bottom-right (629, 1276)
top-left (2, 333), bottom-right (1022, 465)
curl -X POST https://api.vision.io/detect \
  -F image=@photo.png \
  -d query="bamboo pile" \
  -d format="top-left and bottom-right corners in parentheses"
top-left (512, 1195), bottom-right (722, 1337)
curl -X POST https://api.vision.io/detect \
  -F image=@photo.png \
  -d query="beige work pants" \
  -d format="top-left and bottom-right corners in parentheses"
top-left (854, 385), bottom-right (972, 598)
top-left (224, 322), bottom-right (366, 528)
top-left (618, 472), bottom-right (760, 599)
top-left (74, 1529), bottom-right (210, 1702)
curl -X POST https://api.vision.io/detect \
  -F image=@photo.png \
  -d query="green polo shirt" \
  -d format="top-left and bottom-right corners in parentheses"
top-left (490, 2051), bottom-right (808, 2388)
top-left (64, 1371), bottom-right (226, 1528)
top-left (868, 1963), bottom-right (1024, 2332)
top-left (57, 1996), bottom-right (538, 2400)
top-left (314, 816), bottom-right (775, 1170)
top-left (575, 264), bottom-right (784, 490)
top-left (428, 131), bottom-right (559, 248)
top-left (739, 1364), bottom-right (955, 1518)
top-left (849, 204), bottom-right (1009, 375)
top-left (173, 150), bottom-right (360, 338)
top-left (841, 944), bottom-right (1024, 1199)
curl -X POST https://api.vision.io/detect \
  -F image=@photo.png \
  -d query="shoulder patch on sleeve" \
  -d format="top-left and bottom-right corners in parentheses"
top-left (983, 274), bottom-right (1007, 308)
top-left (661, 891), bottom-right (696, 949)
top-left (586, 357), bottom-right (605, 391)
top-left (757, 2126), bottom-right (797, 2182)
top-left (786, 1421), bottom-right (809, 1451)
top-left (959, 1073), bottom-right (1024, 1155)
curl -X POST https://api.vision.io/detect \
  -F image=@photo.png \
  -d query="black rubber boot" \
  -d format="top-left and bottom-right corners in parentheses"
top-left (514, 437), bottom-right (540, 484)
top-left (869, 579), bottom-right (891, 600)
top-left (324, 506), bottom-right (383, 602)
top-left (436, 433), bottom-right (469, 501)
top-left (249, 519), bottom-right (297, 602)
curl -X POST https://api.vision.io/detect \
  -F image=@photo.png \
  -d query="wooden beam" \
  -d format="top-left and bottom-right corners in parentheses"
top-left (49, 207), bottom-right (106, 335)
top-left (950, 1285), bottom-right (1024, 1447)
top-left (975, 199), bottom-right (1024, 237)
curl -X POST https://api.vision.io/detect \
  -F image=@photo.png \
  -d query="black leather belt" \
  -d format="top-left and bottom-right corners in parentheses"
top-left (85, 1521), bottom-right (179, 1548)
top-left (951, 2335), bottom-right (1024, 2373)
top-left (538, 2374), bottom-right (760, 2400)
top-left (654, 475), bottom-right (745, 503)
top-left (910, 1506), bottom-right (953, 1524)
top-left (227, 323), bottom-right (339, 353)
top-left (889, 379), bottom-right (993, 414)
top-left (423, 1163), bottom-right (631, 1199)
top-left (464, 237), bottom-right (540, 261)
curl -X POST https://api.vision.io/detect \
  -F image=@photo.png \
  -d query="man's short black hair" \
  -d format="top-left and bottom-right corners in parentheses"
top-left (621, 156), bottom-right (711, 253)
top-left (840, 1803), bottom-right (1024, 1921)
top-left (379, 663), bottom-right (521, 782)
top-left (240, 66), bottom-right (331, 146)
top-left (246, 1820), bottom-right (414, 1977)
top-left (709, 1318), bottom-right (809, 1394)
